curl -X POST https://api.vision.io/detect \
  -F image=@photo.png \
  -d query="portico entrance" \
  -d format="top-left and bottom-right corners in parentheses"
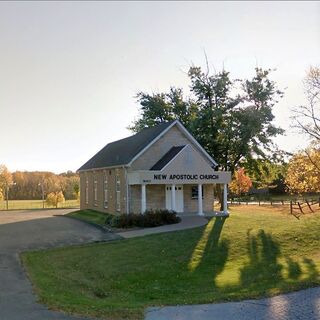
top-left (165, 185), bottom-right (184, 212)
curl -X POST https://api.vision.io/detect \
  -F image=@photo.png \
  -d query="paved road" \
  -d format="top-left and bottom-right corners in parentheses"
top-left (0, 209), bottom-right (120, 320)
top-left (145, 287), bottom-right (320, 320)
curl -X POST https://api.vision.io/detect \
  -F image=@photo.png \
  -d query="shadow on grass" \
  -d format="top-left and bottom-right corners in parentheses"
top-left (240, 230), bottom-right (283, 286)
top-left (188, 217), bottom-right (229, 286)
top-left (240, 229), bottom-right (319, 289)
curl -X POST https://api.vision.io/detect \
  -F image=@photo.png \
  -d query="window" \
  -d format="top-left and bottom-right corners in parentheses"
top-left (94, 178), bottom-right (98, 205)
top-left (85, 178), bottom-right (89, 204)
top-left (116, 172), bottom-right (121, 211)
top-left (104, 175), bottom-right (108, 208)
top-left (191, 185), bottom-right (204, 199)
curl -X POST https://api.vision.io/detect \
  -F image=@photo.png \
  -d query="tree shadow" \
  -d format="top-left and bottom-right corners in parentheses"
top-left (188, 217), bottom-right (229, 286)
top-left (303, 257), bottom-right (319, 281)
top-left (286, 256), bottom-right (302, 280)
top-left (240, 230), bottom-right (283, 286)
top-left (240, 229), bottom-right (320, 288)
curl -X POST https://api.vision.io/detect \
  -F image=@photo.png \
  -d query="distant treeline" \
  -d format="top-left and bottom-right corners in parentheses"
top-left (9, 171), bottom-right (79, 200)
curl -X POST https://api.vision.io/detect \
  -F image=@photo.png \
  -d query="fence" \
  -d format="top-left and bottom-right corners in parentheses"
top-left (290, 199), bottom-right (320, 219)
top-left (0, 199), bottom-right (80, 211)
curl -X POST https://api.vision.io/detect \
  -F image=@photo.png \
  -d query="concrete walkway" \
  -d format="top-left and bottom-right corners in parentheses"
top-left (145, 287), bottom-right (320, 320)
top-left (117, 215), bottom-right (208, 238)
top-left (0, 209), bottom-right (120, 320)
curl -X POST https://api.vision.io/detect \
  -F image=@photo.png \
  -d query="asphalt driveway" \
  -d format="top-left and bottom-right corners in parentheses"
top-left (0, 209), bottom-right (120, 320)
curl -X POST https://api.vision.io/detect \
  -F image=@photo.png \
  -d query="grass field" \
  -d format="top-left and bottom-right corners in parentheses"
top-left (0, 199), bottom-right (79, 210)
top-left (22, 205), bottom-right (320, 320)
top-left (67, 209), bottom-right (108, 226)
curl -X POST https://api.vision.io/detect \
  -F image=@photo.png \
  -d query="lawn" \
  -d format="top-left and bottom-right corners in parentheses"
top-left (22, 205), bottom-right (320, 320)
top-left (0, 199), bottom-right (79, 210)
top-left (67, 209), bottom-right (108, 226)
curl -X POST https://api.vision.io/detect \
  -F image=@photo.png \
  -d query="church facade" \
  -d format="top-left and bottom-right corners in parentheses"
top-left (78, 120), bottom-right (231, 215)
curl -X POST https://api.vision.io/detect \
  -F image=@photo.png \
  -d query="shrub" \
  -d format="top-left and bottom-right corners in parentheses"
top-left (46, 191), bottom-right (65, 208)
top-left (107, 209), bottom-right (181, 229)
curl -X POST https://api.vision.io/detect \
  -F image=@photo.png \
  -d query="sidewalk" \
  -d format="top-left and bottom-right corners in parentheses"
top-left (117, 215), bottom-right (208, 239)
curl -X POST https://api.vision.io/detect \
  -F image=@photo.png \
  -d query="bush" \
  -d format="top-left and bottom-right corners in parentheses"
top-left (107, 209), bottom-right (181, 229)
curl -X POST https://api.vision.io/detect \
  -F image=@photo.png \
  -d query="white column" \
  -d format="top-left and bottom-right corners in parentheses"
top-left (223, 183), bottom-right (228, 214)
top-left (171, 184), bottom-right (176, 211)
top-left (198, 184), bottom-right (203, 216)
top-left (141, 184), bottom-right (146, 214)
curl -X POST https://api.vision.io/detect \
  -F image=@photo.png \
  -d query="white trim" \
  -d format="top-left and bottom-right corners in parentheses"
top-left (223, 183), bottom-right (228, 214)
top-left (160, 145), bottom-right (188, 171)
top-left (128, 120), bottom-right (217, 168)
top-left (128, 121), bottom-right (178, 167)
top-left (198, 183), bottom-right (203, 216)
top-left (78, 164), bottom-right (129, 173)
top-left (171, 184), bottom-right (176, 211)
top-left (141, 184), bottom-right (146, 213)
top-left (78, 120), bottom-right (217, 173)
top-left (175, 121), bottom-right (217, 167)
top-left (124, 166), bottom-right (129, 214)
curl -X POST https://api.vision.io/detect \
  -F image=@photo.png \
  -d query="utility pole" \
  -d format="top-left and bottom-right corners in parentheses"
top-left (6, 182), bottom-right (8, 210)
top-left (38, 181), bottom-right (45, 209)
top-left (42, 182), bottom-right (44, 209)
top-left (5, 181), bottom-right (16, 210)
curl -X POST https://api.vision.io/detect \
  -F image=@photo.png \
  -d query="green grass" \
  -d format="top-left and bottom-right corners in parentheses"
top-left (22, 205), bottom-right (320, 320)
top-left (0, 199), bottom-right (79, 210)
top-left (67, 209), bottom-right (110, 226)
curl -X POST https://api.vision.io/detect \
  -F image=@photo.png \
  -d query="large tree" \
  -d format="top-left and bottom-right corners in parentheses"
top-left (131, 65), bottom-right (284, 174)
top-left (285, 149), bottom-right (320, 194)
top-left (292, 66), bottom-right (320, 145)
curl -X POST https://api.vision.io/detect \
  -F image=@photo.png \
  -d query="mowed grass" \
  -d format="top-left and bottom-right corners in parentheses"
top-left (0, 199), bottom-right (79, 210)
top-left (67, 209), bottom-right (108, 226)
top-left (22, 205), bottom-right (320, 320)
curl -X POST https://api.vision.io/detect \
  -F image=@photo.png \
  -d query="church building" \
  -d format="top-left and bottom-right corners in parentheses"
top-left (78, 120), bottom-right (231, 215)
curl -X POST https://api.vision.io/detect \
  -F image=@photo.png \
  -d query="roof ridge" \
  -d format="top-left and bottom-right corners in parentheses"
top-left (78, 120), bottom-right (176, 171)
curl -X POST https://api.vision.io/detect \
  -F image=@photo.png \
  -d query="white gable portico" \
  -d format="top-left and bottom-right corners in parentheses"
top-left (128, 144), bottom-right (231, 215)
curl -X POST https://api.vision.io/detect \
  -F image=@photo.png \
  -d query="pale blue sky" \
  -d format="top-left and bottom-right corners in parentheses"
top-left (0, 1), bottom-right (319, 173)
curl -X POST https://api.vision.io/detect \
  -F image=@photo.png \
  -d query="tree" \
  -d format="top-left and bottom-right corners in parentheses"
top-left (242, 158), bottom-right (287, 190)
top-left (229, 168), bottom-right (253, 197)
top-left (0, 165), bottom-right (13, 200)
top-left (129, 88), bottom-right (197, 132)
top-left (46, 191), bottom-right (65, 208)
top-left (131, 65), bottom-right (284, 174)
top-left (285, 149), bottom-right (320, 194)
top-left (292, 66), bottom-right (320, 145)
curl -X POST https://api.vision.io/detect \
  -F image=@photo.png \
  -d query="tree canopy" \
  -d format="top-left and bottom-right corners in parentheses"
top-left (285, 149), bottom-right (320, 194)
top-left (229, 168), bottom-right (253, 196)
top-left (130, 65), bottom-right (284, 173)
top-left (292, 66), bottom-right (320, 145)
top-left (0, 167), bottom-right (79, 201)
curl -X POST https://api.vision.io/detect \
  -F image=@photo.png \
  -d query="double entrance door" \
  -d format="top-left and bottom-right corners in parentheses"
top-left (165, 185), bottom-right (184, 212)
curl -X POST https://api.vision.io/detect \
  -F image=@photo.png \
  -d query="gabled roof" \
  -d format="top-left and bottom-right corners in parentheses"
top-left (78, 121), bottom-right (175, 171)
top-left (78, 120), bottom-right (217, 172)
top-left (150, 146), bottom-right (185, 170)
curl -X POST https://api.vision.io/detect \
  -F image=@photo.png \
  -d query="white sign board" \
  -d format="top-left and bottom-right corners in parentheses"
top-left (128, 170), bottom-right (231, 185)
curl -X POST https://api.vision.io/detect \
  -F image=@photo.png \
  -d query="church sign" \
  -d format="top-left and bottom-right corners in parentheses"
top-left (128, 170), bottom-right (231, 185)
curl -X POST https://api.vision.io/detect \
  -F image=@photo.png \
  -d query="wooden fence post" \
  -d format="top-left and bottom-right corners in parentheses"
top-left (298, 202), bottom-right (303, 214)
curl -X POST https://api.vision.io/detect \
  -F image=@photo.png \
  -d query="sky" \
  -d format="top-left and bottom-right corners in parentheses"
top-left (0, 1), bottom-right (319, 173)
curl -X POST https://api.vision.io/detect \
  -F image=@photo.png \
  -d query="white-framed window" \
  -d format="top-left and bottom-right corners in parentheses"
top-left (116, 171), bottom-right (120, 212)
top-left (94, 178), bottom-right (98, 205)
top-left (104, 174), bottom-right (108, 208)
top-left (85, 178), bottom-right (89, 204)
